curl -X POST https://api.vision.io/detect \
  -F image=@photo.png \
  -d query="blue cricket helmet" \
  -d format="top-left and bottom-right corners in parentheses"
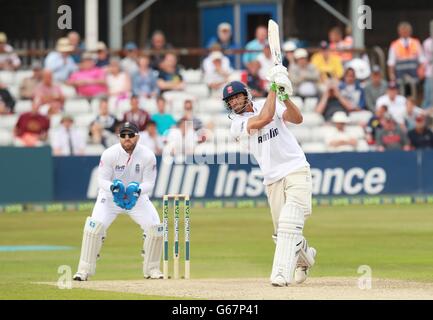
top-left (222, 81), bottom-right (248, 102)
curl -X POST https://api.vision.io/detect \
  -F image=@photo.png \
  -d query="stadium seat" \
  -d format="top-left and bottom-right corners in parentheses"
top-left (0, 71), bottom-right (15, 85)
top-left (15, 70), bottom-right (33, 85)
top-left (50, 114), bottom-right (62, 128)
top-left (84, 144), bottom-right (105, 156)
top-left (290, 96), bottom-right (304, 110)
top-left (185, 84), bottom-right (209, 98)
top-left (197, 98), bottom-right (224, 114)
top-left (212, 113), bottom-right (232, 128)
top-left (75, 114), bottom-right (95, 127)
top-left (302, 112), bottom-right (324, 127)
top-left (0, 114), bottom-right (18, 130)
top-left (59, 84), bottom-right (77, 99)
top-left (288, 125), bottom-right (312, 143)
top-left (163, 91), bottom-right (196, 115)
top-left (303, 97), bottom-right (319, 112)
top-left (346, 125), bottom-right (366, 139)
top-left (8, 84), bottom-right (19, 99)
top-left (141, 98), bottom-right (158, 114)
top-left (349, 110), bottom-right (373, 125)
top-left (14, 100), bottom-right (32, 114)
top-left (0, 129), bottom-right (13, 146)
top-left (311, 125), bottom-right (334, 142)
top-left (64, 99), bottom-right (91, 114)
top-left (90, 98), bottom-right (101, 114)
top-left (301, 142), bottom-right (327, 153)
top-left (180, 69), bottom-right (203, 83)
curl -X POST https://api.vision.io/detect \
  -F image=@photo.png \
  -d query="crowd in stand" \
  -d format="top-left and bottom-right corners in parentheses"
top-left (1, 20), bottom-right (433, 156)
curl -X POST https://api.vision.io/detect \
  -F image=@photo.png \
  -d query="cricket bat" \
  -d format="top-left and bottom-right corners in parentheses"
top-left (268, 19), bottom-right (282, 65)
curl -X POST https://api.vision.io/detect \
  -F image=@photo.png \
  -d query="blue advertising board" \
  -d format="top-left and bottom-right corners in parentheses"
top-left (51, 150), bottom-right (433, 201)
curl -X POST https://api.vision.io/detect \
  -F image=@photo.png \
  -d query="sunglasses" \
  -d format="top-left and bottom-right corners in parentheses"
top-left (119, 133), bottom-right (137, 139)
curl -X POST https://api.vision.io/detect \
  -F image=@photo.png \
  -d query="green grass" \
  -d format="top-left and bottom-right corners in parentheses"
top-left (0, 204), bottom-right (432, 299)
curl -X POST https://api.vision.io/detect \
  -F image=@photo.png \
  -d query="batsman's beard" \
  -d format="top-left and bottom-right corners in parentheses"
top-left (231, 94), bottom-right (249, 114)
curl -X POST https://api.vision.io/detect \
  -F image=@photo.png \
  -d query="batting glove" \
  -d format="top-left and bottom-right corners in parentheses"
top-left (266, 64), bottom-right (289, 82)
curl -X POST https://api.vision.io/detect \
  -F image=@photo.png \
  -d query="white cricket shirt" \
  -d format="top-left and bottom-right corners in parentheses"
top-left (231, 99), bottom-right (309, 185)
top-left (97, 143), bottom-right (157, 199)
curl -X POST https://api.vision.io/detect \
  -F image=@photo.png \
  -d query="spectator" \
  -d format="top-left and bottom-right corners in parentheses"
top-left (0, 82), bottom-right (15, 114)
top-left (19, 60), bottom-right (43, 99)
top-left (89, 98), bottom-right (118, 147)
top-left (123, 95), bottom-right (151, 132)
top-left (206, 22), bottom-right (239, 68)
top-left (365, 105), bottom-right (388, 145)
top-left (68, 31), bottom-right (85, 64)
top-left (202, 45), bottom-right (232, 76)
top-left (325, 111), bottom-right (359, 152)
top-left (204, 51), bottom-right (231, 96)
top-left (404, 97), bottom-right (424, 131)
top-left (422, 35), bottom-right (433, 108)
top-left (51, 115), bottom-right (86, 156)
top-left (132, 55), bottom-right (159, 98)
top-left (13, 101), bottom-right (49, 147)
top-left (139, 120), bottom-right (164, 155)
top-left (328, 26), bottom-right (353, 65)
top-left (241, 60), bottom-right (266, 98)
top-left (282, 40), bottom-right (297, 69)
top-left (34, 69), bottom-right (65, 116)
top-left (146, 30), bottom-right (173, 71)
top-left (375, 81), bottom-right (407, 127)
top-left (311, 41), bottom-right (344, 84)
top-left (0, 32), bottom-right (21, 70)
top-left (387, 22), bottom-right (425, 96)
top-left (164, 117), bottom-right (198, 156)
top-left (289, 48), bottom-right (320, 98)
top-left (315, 80), bottom-right (355, 121)
top-left (121, 42), bottom-right (139, 76)
top-left (408, 115), bottom-right (433, 149)
top-left (338, 67), bottom-right (366, 110)
top-left (242, 25), bottom-right (268, 66)
top-left (157, 53), bottom-right (185, 93)
top-left (151, 96), bottom-right (177, 135)
top-left (95, 41), bottom-right (110, 68)
top-left (375, 114), bottom-right (411, 151)
top-left (257, 42), bottom-right (274, 81)
top-left (183, 99), bottom-right (203, 131)
top-left (68, 52), bottom-right (107, 98)
top-left (44, 37), bottom-right (78, 82)
top-left (106, 58), bottom-right (131, 101)
top-left (364, 65), bottom-right (388, 112)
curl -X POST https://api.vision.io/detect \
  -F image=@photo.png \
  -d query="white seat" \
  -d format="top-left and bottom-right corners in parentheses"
top-left (90, 98), bottom-right (101, 114)
top-left (0, 114), bottom-right (18, 130)
top-left (348, 110), bottom-right (373, 125)
top-left (346, 125), bottom-right (366, 139)
top-left (140, 98), bottom-right (157, 114)
top-left (311, 125), bottom-right (334, 142)
top-left (115, 99), bottom-right (132, 119)
top-left (212, 113), bottom-right (232, 128)
top-left (59, 84), bottom-right (77, 99)
top-left (15, 70), bottom-right (33, 86)
top-left (84, 144), bottom-right (105, 156)
top-left (14, 100), bottom-right (32, 114)
top-left (288, 125), bottom-right (312, 143)
top-left (162, 91), bottom-right (196, 115)
top-left (0, 129), bottom-right (13, 146)
top-left (301, 142), bottom-right (327, 153)
top-left (50, 114), bottom-right (63, 128)
top-left (75, 113), bottom-right (96, 127)
top-left (197, 98), bottom-right (224, 114)
top-left (8, 85), bottom-right (19, 99)
top-left (185, 84), bottom-right (209, 98)
top-left (180, 69), bottom-right (203, 83)
top-left (304, 97), bottom-right (319, 112)
top-left (302, 112), bottom-right (324, 127)
top-left (64, 99), bottom-right (91, 114)
top-left (0, 71), bottom-right (15, 85)
top-left (290, 96), bottom-right (304, 110)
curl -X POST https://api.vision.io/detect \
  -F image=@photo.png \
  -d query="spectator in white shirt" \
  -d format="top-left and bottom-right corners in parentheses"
top-left (257, 42), bottom-right (274, 82)
top-left (120, 42), bottom-right (139, 76)
top-left (164, 118), bottom-right (198, 156)
top-left (204, 51), bottom-right (232, 97)
top-left (51, 115), bottom-right (86, 156)
top-left (404, 96), bottom-right (425, 131)
top-left (325, 111), bottom-right (359, 152)
top-left (0, 32), bottom-right (21, 70)
top-left (107, 58), bottom-right (131, 100)
top-left (375, 81), bottom-right (407, 126)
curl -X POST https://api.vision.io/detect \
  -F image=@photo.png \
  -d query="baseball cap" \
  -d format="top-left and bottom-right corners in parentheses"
top-left (96, 41), bottom-right (107, 51)
top-left (124, 42), bottom-right (138, 51)
top-left (283, 40), bottom-right (297, 52)
top-left (371, 65), bottom-right (381, 73)
top-left (331, 111), bottom-right (349, 124)
top-left (388, 81), bottom-right (398, 89)
top-left (218, 22), bottom-right (232, 32)
top-left (294, 48), bottom-right (308, 60)
top-left (81, 51), bottom-right (96, 61)
top-left (209, 51), bottom-right (224, 61)
top-left (120, 122), bottom-right (139, 134)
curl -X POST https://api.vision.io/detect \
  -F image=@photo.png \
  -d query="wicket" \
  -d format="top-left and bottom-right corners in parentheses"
top-left (162, 194), bottom-right (190, 280)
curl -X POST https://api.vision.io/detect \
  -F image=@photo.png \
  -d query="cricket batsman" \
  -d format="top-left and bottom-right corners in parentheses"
top-left (224, 66), bottom-right (316, 286)
top-left (73, 122), bottom-right (164, 281)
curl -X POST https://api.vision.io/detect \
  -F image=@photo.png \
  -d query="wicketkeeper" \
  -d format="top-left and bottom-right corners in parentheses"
top-left (224, 65), bottom-right (316, 286)
top-left (73, 122), bottom-right (164, 281)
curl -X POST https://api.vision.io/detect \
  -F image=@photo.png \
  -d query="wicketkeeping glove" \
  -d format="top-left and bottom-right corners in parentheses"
top-left (110, 179), bottom-right (126, 209)
top-left (123, 182), bottom-right (141, 210)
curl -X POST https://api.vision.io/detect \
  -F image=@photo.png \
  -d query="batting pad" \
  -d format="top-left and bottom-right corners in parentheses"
top-left (271, 203), bottom-right (304, 284)
top-left (77, 217), bottom-right (105, 276)
top-left (297, 238), bottom-right (315, 268)
top-left (142, 224), bottom-right (163, 276)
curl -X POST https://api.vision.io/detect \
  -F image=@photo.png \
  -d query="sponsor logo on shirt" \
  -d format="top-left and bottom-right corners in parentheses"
top-left (115, 165), bottom-right (126, 172)
top-left (258, 128), bottom-right (279, 144)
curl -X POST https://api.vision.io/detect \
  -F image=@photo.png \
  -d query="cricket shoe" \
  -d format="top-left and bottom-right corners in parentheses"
top-left (144, 268), bottom-right (164, 279)
top-left (73, 272), bottom-right (88, 281)
top-left (271, 273), bottom-right (288, 287)
top-left (294, 247), bottom-right (317, 284)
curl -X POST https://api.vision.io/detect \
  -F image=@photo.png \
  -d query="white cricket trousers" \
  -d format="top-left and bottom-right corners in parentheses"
top-left (265, 166), bottom-right (312, 234)
top-left (91, 193), bottom-right (161, 233)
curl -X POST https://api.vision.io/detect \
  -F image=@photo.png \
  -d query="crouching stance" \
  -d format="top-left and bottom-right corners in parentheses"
top-left (73, 122), bottom-right (163, 281)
